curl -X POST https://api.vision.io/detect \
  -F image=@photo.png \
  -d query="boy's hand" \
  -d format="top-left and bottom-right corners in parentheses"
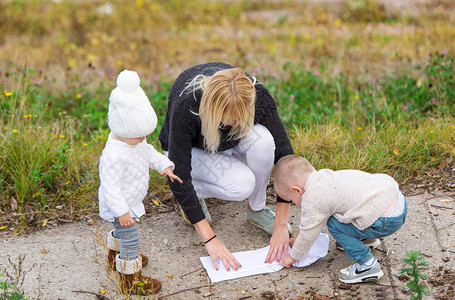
top-left (280, 253), bottom-right (297, 268)
top-left (161, 167), bottom-right (183, 183)
top-left (289, 230), bottom-right (300, 247)
top-left (118, 212), bottom-right (134, 227)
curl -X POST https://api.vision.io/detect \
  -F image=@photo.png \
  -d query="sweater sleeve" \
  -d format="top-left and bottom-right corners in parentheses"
top-left (146, 143), bottom-right (175, 173)
top-left (166, 99), bottom-right (206, 224)
top-left (254, 83), bottom-right (294, 203)
top-left (290, 209), bottom-right (329, 260)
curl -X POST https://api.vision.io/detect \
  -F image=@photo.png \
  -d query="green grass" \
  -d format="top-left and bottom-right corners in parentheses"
top-left (0, 271), bottom-right (28, 300)
top-left (0, 54), bottom-right (454, 230)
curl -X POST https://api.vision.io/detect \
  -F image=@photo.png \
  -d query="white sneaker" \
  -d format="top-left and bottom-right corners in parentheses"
top-left (338, 259), bottom-right (384, 284)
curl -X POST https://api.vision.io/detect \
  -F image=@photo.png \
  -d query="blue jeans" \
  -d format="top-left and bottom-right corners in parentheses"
top-left (327, 197), bottom-right (407, 264)
top-left (113, 218), bottom-right (139, 261)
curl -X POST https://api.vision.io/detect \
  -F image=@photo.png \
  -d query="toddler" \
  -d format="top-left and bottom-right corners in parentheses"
top-left (273, 155), bottom-right (407, 284)
top-left (98, 70), bottom-right (181, 295)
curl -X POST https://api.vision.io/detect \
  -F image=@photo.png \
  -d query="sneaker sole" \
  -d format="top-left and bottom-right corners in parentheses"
top-left (178, 205), bottom-right (193, 227)
top-left (338, 270), bottom-right (384, 284)
top-left (336, 239), bottom-right (381, 251)
top-left (178, 204), bottom-right (212, 226)
top-left (247, 219), bottom-right (274, 236)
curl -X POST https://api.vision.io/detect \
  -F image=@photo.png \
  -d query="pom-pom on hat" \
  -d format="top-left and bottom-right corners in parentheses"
top-left (108, 70), bottom-right (157, 138)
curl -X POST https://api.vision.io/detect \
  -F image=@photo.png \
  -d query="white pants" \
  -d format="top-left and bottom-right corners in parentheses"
top-left (190, 124), bottom-right (276, 211)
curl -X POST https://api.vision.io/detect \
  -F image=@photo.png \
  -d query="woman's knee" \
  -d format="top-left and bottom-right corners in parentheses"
top-left (244, 124), bottom-right (275, 159)
top-left (226, 170), bottom-right (256, 200)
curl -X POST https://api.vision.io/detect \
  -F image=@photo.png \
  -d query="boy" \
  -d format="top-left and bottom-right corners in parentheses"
top-left (273, 155), bottom-right (407, 284)
top-left (98, 70), bottom-right (182, 295)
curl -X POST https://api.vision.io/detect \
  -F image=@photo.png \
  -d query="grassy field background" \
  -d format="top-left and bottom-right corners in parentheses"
top-left (0, 0), bottom-right (454, 231)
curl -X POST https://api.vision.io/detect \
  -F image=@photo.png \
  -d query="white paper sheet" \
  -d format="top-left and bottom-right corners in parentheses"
top-left (200, 233), bottom-right (329, 283)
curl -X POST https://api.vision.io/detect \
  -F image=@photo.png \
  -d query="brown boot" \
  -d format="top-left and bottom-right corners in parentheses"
top-left (107, 230), bottom-right (148, 269)
top-left (116, 255), bottom-right (162, 295)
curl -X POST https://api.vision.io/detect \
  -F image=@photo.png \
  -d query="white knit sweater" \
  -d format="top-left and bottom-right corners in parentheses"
top-left (98, 133), bottom-right (174, 222)
top-left (290, 169), bottom-right (399, 260)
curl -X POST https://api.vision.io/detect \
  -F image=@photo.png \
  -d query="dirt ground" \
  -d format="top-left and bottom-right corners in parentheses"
top-left (1, 190), bottom-right (454, 300)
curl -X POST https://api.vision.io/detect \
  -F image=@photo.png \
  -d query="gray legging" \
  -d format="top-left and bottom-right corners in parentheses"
top-left (112, 218), bottom-right (139, 261)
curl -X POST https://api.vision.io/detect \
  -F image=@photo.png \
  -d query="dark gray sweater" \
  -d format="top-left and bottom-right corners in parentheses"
top-left (159, 62), bottom-right (294, 224)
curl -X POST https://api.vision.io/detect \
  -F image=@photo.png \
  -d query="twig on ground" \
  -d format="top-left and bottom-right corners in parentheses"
top-left (277, 273), bottom-right (289, 281)
top-left (407, 190), bottom-right (426, 198)
top-left (180, 267), bottom-right (204, 278)
top-left (422, 279), bottom-right (433, 294)
top-left (57, 218), bottom-right (74, 223)
top-left (158, 284), bottom-right (214, 298)
top-left (371, 282), bottom-right (401, 288)
top-left (438, 221), bottom-right (455, 231)
top-left (430, 204), bottom-right (453, 210)
top-left (72, 290), bottom-right (111, 300)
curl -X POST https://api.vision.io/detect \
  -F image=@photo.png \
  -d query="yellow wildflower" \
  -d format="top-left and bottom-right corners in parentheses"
top-left (357, 127), bottom-right (362, 131)
top-left (83, 143), bottom-right (88, 146)
top-left (117, 60), bottom-right (123, 66)
top-left (3, 91), bottom-right (12, 96)
top-left (12, 129), bottom-right (18, 133)
top-left (60, 135), bottom-right (65, 138)
top-left (76, 94), bottom-right (82, 99)
top-left (416, 78), bottom-right (423, 87)
top-left (393, 149), bottom-right (399, 156)
top-left (334, 18), bottom-right (342, 27)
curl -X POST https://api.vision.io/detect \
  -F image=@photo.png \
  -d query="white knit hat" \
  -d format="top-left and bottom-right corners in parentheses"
top-left (108, 70), bottom-right (157, 138)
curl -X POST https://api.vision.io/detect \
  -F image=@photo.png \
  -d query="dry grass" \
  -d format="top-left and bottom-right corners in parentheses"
top-left (0, 0), bottom-right (454, 85)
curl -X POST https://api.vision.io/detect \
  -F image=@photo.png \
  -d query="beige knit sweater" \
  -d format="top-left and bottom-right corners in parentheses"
top-left (290, 169), bottom-right (399, 260)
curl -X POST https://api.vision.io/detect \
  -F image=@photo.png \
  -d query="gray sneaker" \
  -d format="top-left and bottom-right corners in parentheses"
top-left (179, 198), bottom-right (212, 226)
top-left (336, 238), bottom-right (381, 251)
top-left (338, 259), bottom-right (384, 284)
top-left (246, 206), bottom-right (292, 236)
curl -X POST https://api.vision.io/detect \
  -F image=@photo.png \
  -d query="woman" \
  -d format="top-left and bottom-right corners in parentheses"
top-left (159, 62), bottom-right (294, 270)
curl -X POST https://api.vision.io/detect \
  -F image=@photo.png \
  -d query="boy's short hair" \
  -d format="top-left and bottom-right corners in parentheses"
top-left (273, 155), bottom-right (315, 193)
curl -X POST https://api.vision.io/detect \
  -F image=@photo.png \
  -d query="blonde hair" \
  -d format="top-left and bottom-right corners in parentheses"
top-left (182, 68), bottom-right (256, 152)
top-left (273, 155), bottom-right (315, 195)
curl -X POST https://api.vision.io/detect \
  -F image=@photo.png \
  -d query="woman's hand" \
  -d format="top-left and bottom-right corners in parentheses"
top-left (265, 224), bottom-right (290, 263)
top-left (161, 167), bottom-right (183, 183)
top-left (205, 237), bottom-right (242, 272)
top-left (194, 219), bottom-right (241, 271)
top-left (280, 253), bottom-right (297, 268)
top-left (118, 212), bottom-right (134, 227)
top-left (265, 202), bottom-right (291, 263)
